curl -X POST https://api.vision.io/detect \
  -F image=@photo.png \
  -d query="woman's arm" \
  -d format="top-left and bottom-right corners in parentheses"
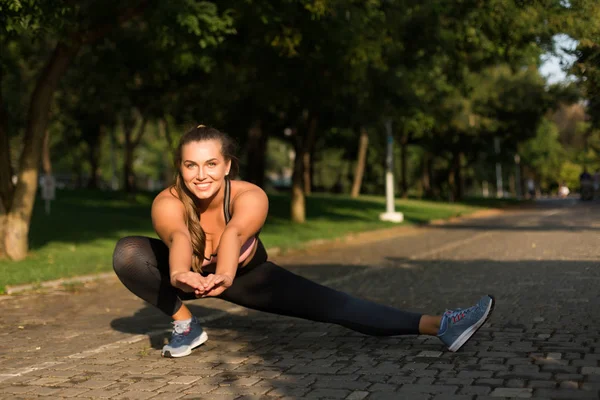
top-left (200, 183), bottom-right (268, 297)
top-left (151, 195), bottom-right (204, 291)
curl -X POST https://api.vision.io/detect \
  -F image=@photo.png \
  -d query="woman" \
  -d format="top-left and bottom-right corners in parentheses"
top-left (113, 125), bottom-right (495, 358)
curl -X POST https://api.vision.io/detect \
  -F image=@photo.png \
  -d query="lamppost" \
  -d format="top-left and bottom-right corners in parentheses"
top-left (514, 154), bottom-right (521, 199)
top-left (494, 137), bottom-right (503, 198)
top-left (379, 119), bottom-right (404, 223)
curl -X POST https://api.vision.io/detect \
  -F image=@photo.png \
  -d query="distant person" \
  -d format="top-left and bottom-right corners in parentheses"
top-left (580, 167), bottom-right (592, 183)
top-left (580, 167), bottom-right (593, 201)
top-left (113, 125), bottom-right (494, 358)
top-left (527, 178), bottom-right (536, 199)
top-left (558, 182), bottom-right (570, 198)
top-left (594, 170), bottom-right (600, 194)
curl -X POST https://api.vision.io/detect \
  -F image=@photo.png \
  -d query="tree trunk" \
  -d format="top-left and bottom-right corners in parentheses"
top-left (124, 145), bottom-right (135, 192)
top-left (291, 132), bottom-right (305, 223)
top-left (400, 133), bottom-right (408, 198)
top-left (0, 65), bottom-right (14, 214)
top-left (109, 128), bottom-right (119, 190)
top-left (246, 119), bottom-right (267, 187)
top-left (451, 151), bottom-right (463, 201)
top-left (42, 130), bottom-right (52, 175)
top-left (421, 152), bottom-right (432, 198)
top-left (302, 116), bottom-right (318, 194)
top-left (508, 174), bottom-right (516, 197)
top-left (123, 114), bottom-right (146, 193)
top-left (86, 126), bottom-right (103, 189)
top-left (448, 166), bottom-right (455, 203)
top-left (351, 126), bottom-right (369, 198)
top-left (1, 42), bottom-right (80, 260)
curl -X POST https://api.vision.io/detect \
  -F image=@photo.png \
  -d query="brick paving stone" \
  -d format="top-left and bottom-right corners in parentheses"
top-left (312, 379), bottom-right (370, 390)
top-left (527, 380), bottom-right (557, 388)
top-left (55, 387), bottom-right (92, 397)
top-left (582, 367), bottom-right (600, 375)
top-left (113, 390), bottom-right (158, 399)
top-left (79, 388), bottom-right (125, 398)
top-left (345, 391), bottom-right (369, 400)
top-left (149, 393), bottom-right (186, 400)
top-left (28, 377), bottom-right (70, 386)
top-left (397, 384), bottom-right (459, 394)
top-left (180, 394), bottom-right (237, 400)
top-left (2, 385), bottom-right (36, 394)
top-left (458, 385), bottom-right (492, 395)
top-left (122, 381), bottom-right (166, 391)
top-left (304, 388), bottom-right (352, 398)
top-left (368, 383), bottom-right (399, 391)
top-left (556, 373), bottom-right (584, 381)
top-left (360, 374), bottom-right (390, 384)
top-left (506, 379), bottom-right (527, 388)
top-left (76, 379), bottom-right (116, 389)
top-left (541, 365), bottom-right (578, 373)
top-left (212, 385), bottom-right (271, 395)
top-left (168, 376), bottom-right (201, 385)
top-left (266, 387), bottom-right (310, 397)
top-left (534, 389), bottom-right (599, 399)
top-left (489, 387), bottom-right (533, 397)
top-left (436, 378), bottom-right (475, 386)
top-left (28, 386), bottom-right (64, 396)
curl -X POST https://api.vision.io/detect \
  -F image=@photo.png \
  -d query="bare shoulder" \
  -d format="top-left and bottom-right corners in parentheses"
top-left (152, 186), bottom-right (182, 210)
top-left (228, 180), bottom-right (268, 233)
top-left (230, 180), bottom-right (268, 203)
top-left (152, 187), bottom-right (185, 228)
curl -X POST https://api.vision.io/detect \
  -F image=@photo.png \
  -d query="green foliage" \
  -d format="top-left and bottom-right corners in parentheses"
top-left (520, 118), bottom-right (566, 191)
top-left (558, 160), bottom-right (583, 190)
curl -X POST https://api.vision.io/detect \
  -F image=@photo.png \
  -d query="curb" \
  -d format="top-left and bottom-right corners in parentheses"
top-left (3, 207), bottom-right (509, 296)
top-left (4, 272), bottom-right (117, 296)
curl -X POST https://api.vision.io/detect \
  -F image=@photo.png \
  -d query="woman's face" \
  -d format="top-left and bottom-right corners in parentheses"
top-left (180, 139), bottom-right (231, 200)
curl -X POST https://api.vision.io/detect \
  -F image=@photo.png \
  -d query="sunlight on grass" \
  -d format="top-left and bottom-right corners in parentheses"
top-left (0, 189), bottom-right (503, 291)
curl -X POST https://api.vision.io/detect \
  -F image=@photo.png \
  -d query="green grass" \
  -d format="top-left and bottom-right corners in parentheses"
top-left (0, 189), bottom-right (514, 291)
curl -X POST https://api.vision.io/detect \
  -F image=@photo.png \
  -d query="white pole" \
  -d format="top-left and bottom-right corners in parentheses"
top-left (380, 119), bottom-right (403, 223)
top-left (514, 154), bottom-right (521, 199)
top-left (495, 137), bottom-right (503, 198)
top-left (385, 119), bottom-right (395, 213)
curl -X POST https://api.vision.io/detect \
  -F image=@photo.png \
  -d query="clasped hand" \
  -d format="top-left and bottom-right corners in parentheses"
top-left (172, 271), bottom-right (233, 297)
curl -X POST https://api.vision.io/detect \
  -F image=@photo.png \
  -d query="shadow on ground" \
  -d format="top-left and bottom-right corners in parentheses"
top-left (108, 256), bottom-right (599, 397)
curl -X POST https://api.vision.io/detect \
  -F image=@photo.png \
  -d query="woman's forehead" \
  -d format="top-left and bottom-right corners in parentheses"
top-left (182, 140), bottom-right (223, 160)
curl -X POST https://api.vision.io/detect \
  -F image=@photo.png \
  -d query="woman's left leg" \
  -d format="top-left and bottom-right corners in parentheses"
top-left (219, 260), bottom-right (424, 336)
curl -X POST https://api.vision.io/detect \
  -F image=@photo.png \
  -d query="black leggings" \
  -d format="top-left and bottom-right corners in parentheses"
top-left (112, 236), bottom-right (422, 336)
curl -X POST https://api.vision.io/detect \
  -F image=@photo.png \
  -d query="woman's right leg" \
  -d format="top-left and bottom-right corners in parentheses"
top-left (112, 236), bottom-right (206, 358)
top-left (112, 236), bottom-right (195, 317)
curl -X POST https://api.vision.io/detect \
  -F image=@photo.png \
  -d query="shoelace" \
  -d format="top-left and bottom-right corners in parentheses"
top-left (170, 321), bottom-right (192, 344)
top-left (446, 305), bottom-right (475, 324)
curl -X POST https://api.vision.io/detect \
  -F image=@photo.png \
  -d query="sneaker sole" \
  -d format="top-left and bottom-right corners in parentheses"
top-left (162, 331), bottom-right (208, 358)
top-left (448, 295), bottom-right (495, 352)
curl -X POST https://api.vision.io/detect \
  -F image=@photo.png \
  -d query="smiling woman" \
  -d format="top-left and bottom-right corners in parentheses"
top-left (112, 124), bottom-right (495, 358)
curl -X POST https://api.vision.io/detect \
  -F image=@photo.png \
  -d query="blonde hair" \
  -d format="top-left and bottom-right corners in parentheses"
top-left (171, 125), bottom-right (238, 272)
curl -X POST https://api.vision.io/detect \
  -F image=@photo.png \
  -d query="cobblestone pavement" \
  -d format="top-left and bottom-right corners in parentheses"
top-left (0, 199), bottom-right (599, 399)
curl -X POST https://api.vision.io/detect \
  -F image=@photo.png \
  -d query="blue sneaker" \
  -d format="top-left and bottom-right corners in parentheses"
top-left (437, 295), bottom-right (495, 352)
top-left (162, 316), bottom-right (208, 358)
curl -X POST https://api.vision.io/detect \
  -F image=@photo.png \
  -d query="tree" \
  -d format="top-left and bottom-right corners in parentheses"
top-left (0, 1), bottom-right (234, 260)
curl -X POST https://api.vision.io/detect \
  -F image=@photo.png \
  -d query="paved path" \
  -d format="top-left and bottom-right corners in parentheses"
top-left (1, 199), bottom-right (599, 399)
